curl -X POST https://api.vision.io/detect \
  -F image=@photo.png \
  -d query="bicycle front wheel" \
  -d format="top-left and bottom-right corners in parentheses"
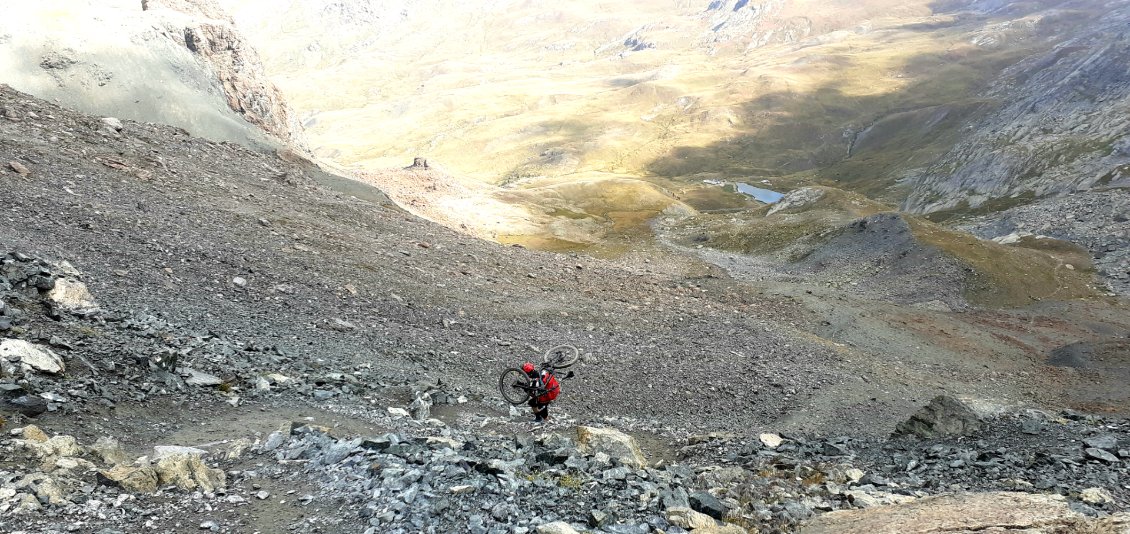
top-left (498, 368), bottom-right (532, 405)
top-left (543, 344), bottom-right (580, 369)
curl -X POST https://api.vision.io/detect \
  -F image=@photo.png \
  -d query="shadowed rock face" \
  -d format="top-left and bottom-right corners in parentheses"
top-left (142, 0), bottom-right (307, 150)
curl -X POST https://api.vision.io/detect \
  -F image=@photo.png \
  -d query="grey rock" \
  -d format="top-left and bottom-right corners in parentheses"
top-left (689, 491), bottom-right (728, 520)
top-left (321, 442), bottom-right (354, 465)
top-left (5, 394), bottom-right (47, 416)
top-left (894, 395), bottom-right (981, 438)
top-left (1084, 448), bottom-right (1120, 463)
top-left (1083, 435), bottom-right (1118, 451)
top-left (262, 431), bottom-right (286, 451)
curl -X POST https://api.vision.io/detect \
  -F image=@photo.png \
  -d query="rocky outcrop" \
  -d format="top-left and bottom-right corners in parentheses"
top-left (140, 0), bottom-right (306, 149)
top-left (800, 491), bottom-right (1130, 534)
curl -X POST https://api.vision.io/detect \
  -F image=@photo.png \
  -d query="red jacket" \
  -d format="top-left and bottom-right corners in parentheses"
top-left (536, 371), bottom-right (560, 404)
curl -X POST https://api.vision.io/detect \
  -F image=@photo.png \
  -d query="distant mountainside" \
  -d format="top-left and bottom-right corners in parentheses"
top-left (0, 0), bottom-right (305, 149)
top-left (901, 2), bottom-right (1130, 214)
top-left (217, 1), bottom-right (1127, 224)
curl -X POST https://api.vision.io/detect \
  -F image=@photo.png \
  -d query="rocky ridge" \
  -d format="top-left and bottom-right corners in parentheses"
top-left (140, 0), bottom-right (308, 149)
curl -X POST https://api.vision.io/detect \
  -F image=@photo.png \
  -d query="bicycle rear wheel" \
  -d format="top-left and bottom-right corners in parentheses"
top-left (498, 368), bottom-right (532, 405)
top-left (543, 344), bottom-right (580, 369)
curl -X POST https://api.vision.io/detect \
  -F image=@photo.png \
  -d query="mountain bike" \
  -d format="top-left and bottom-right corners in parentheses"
top-left (498, 344), bottom-right (579, 405)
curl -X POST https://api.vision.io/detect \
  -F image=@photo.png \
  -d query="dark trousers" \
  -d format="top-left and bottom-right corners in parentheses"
top-left (529, 399), bottom-right (549, 421)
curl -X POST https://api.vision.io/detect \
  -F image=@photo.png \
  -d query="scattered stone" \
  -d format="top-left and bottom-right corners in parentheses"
top-left (587, 510), bottom-right (612, 528)
top-left (17, 424), bottom-right (49, 442)
top-left (4, 394), bottom-right (48, 417)
top-left (8, 160), bottom-right (30, 175)
top-left (256, 490), bottom-right (270, 500)
top-left (17, 434), bottom-right (83, 458)
top-left (262, 431), bottom-right (286, 451)
top-left (232, 276), bottom-right (247, 288)
top-left (183, 368), bottom-right (223, 386)
top-left (536, 522), bottom-right (581, 534)
top-left (153, 445), bottom-right (208, 459)
top-left (101, 117), bottom-right (124, 131)
top-left (759, 432), bottom-right (784, 449)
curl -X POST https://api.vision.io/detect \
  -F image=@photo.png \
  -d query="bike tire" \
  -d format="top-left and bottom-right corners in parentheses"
top-left (498, 367), bottom-right (532, 405)
top-left (543, 344), bottom-right (580, 369)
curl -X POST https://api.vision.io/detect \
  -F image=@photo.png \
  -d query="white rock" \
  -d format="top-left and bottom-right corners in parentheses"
top-left (1079, 487), bottom-right (1114, 505)
top-left (387, 407), bottom-right (410, 417)
top-left (101, 117), bottom-right (124, 131)
top-left (759, 432), bottom-right (784, 449)
top-left (46, 277), bottom-right (97, 312)
top-left (265, 373), bottom-right (292, 385)
top-left (536, 522), bottom-right (581, 534)
top-left (449, 485), bottom-right (475, 494)
top-left (153, 445), bottom-right (208, 460)
top-left (183, 368), bottom-right (223, 386)
top-left (0, 338), bottom-right (65, 374)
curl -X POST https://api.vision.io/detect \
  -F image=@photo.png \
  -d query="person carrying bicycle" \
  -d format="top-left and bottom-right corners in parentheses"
top-left (522, 361), bottom-right (559, 423)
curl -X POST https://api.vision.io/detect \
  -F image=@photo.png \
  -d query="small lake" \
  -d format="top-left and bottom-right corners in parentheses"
top-left (735, 183), bottom-right (784, 203)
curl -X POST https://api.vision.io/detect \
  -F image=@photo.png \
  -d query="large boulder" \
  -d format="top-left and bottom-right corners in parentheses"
top-left (893, 395), bottom-right (981, 438)
top-left (575, 426), bottom-right (647, 468)
top-left (799, 492), bottom-right (1124, 533)
top-left (0, 338), bottom-right (65, 374)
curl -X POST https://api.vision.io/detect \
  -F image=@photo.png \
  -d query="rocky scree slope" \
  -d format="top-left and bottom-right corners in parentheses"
top-left (0, 83), bottom-right (846, 435)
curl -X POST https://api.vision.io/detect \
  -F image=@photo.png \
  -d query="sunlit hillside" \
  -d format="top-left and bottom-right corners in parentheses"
top-left (218, 0), bottom-right (1124, 248)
